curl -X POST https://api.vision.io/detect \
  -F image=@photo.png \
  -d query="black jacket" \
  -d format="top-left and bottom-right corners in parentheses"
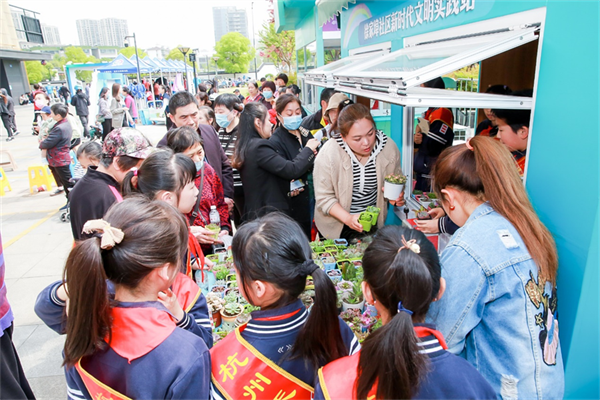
top-left (71, 91), bottom-right (90, 116)
top-left (269, 126), bottom-right (315, 237)
top-left (238, 132), bottom-right (315, 230)
top-left (69, 167), bottom-right (121, 240)
top-left (300, 109), bottom-right (324, 133)
top-left (158, 124), bottom-right (234, 198)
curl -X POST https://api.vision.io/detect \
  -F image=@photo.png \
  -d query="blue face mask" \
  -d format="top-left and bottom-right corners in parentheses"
top-left (263, 90), bottom-right (273, 99)
top-left (283, 115), bottom-right (302, 131)
top-left (195, 160), bottom-right (204, 171)
top-left (216, 112), bottom-right (231, 129)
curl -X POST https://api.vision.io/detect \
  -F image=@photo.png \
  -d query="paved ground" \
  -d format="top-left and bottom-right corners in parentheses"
top-left (1, 102), bottom-right (166, 399)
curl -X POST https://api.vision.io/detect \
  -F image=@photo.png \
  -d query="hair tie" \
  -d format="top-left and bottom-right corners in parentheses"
top-left (132, 168), bottom-right (138, 177)
top-left (465, 137), bottom-right (474, 151)
top-left (82, 219), bottom-right (124, 250)
top-left (397, 301), bottom-right (413, 316)
top-left (398, 235), bottom-right (420, 254)
top-left (300, 259), bottom-right (319, 276)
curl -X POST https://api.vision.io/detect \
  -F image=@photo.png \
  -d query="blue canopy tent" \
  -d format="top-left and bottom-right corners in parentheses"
top-left (97, 54), bottom-right (143, 74)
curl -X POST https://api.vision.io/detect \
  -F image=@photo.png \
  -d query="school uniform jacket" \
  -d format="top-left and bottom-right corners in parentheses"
top-left (314, 324), bottom-right (497, 400)
top-left (211, 299), bottom-right (360, 400)
top-left (35, 282), bottom-right (211, 399)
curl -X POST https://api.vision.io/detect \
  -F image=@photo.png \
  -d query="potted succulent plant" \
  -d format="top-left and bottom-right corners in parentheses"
top-left (384, 173), bottom-right (407, 200)
top-left (358, 213), bottom-right (373, 232)
top-left (205, 223), bottom-right (220, 240)
top-left (214, 265), bottom-right (229, 281)
top-left (342, 263), bottom-right (357, 282)
top-left (321, 256), bottom-right (336, 271)
top-left (206, 254), bottom-right (220, 264)
top-left (334, 238), bottom-right (348, 247)
top-left (337, 280), bottom-right (353, 293)
top-left (214, 247), bottom-right (228, 262)
top-left (365, 206), bottom-right (381, 225)
top-left (326, 269), bottom-right (342, 283)
top-left (210, 284), bottom-right (226, 298)
top-left (206, 292), bottom-right (225, 328)
top-left (342, 281), bottom-right (365, 312)
top-left (220, 302), bottom-right (244, 329)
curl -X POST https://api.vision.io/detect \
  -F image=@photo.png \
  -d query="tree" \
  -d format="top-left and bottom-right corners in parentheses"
top-left (62, 46), bottom-right (99, 82)
top-left (25, 61), bottom-right (52, 84)
top-left (166, 46), bottom-right (192, 66)
top-left (213, 32), bottom-right (254, 77)
top-left (119, 47), bottom-right (148, 59)
top-left (258, 22), bottom-right (295, 73)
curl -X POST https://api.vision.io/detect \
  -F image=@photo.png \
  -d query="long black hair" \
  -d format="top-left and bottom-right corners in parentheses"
top-left (214, 93), bottom-right (244, 112)
top-left (356, 226), bottom-right (441, 399)
top-left (122, 149), bottom-right (196, 205)
top-left (232, 213), bottom-right (347, 370)
top-left (232, 102), bottom-right (268, 169)
top-left (63, 198), bottom-right (188, 366)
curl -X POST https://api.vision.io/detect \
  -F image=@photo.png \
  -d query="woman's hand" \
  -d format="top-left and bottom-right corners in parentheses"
top-left (190, 226), bottom-right (222, 245)
top-left (383, 188), bottom-right (405, 207)
top-left (415, 219), bottom-right (439, 234)
top-left (224, 197), bottom-right (235, 213)
top-left (428, 207), bottom-right (446, 219)
top-left (345, 213), bottom-right (364, 233)
top-left (306, 138), bottom-right (320, 152)
top-left (158, 288), bottom-right (184, 322)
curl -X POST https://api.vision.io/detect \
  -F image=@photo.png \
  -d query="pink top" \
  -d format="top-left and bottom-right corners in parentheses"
top-left (124, 94), bottom-right (138, 118)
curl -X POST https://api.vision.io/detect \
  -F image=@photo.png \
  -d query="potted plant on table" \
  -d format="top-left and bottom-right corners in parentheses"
top-left (365, 206), bottom-right (381, 225)
top-left (342, 281), bottom-right (365, 312)
top-left (326, 269), bottom-right (342, 283)
top-left (206, 292), bottom-right (225, 328)
top-left (220, 302), bottom-right (244, 328)
top-left (321, 256), bottom-right (336, 271)
top-left (205, 223), bottom-right (220, 240)
top-left (383, 173), bottom-right (407, 200)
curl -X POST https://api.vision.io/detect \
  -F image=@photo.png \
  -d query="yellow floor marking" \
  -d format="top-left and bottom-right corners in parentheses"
top-left (4, 209), bottom-right (59, 248)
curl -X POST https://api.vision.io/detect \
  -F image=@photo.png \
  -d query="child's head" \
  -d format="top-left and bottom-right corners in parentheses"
top-left (198, 105), bottom-right (215, 127)
top-left (356, 226), bottom-right (443, 400)
top-left (232, 213), bottom-right (347, 370)
top-left (166, 126), bottom-right (205, 170)
top-left (122, 149), bottom-right (198, 214)
top-left (483, 85), bottom-right (512, 124)
top-left (492, 108), bottom-right (531, 152)
top-left (40, 106), bottom-right (51, 120)
top-left (76, 141), bottom-right (102, 170)
top-left (63, 197), bottom-right (188, 366)
top-left (50, 103), bottom-right (68, 122)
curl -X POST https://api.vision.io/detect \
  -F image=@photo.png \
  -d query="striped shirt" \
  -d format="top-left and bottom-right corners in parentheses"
top-left (336, 131), bottom-right (387, 214)
top-left (217, 126), bottom-right (242, 187)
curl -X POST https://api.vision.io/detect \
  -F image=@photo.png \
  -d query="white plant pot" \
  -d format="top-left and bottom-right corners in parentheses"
top-left (384, 181), bottom-right (405, 200)
top-left (342, 298), bottom-right (365, 313)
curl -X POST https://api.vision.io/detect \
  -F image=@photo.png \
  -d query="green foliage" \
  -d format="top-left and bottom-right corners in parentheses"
top-left (25, 61), bottom-right (52, 84)
top-left (119, 47), bottom-right (148, 59)
top-left (342, 264), bottom-right (356, 281)
top-left (166, 46), bottom-right (193, 66)
top-left (63, 46), bottom-right (99, 83)
top-left (223, 302), bottom-right (242, 315)
top-left (346, 281), bottom-right (364, 304)
top-left (258, 22), bottom-right (295, 73)
top-left (213, 32), bottom-right (254, 77)
top-left (214, 265), bottom-right (229, 281)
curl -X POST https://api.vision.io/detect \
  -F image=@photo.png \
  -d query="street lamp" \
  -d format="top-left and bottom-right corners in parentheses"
top-left (189, 50), bottom-right (198, 94)
top-left (251, 2), bottom-right (258, 80)
top-left (124, 33), bottom-right (141, 85)
top-left (178, 46), bottom-right (190, 91)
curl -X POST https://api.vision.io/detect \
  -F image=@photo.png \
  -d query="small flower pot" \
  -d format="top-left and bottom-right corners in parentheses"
top-left (384, 181), bottom-right (405, 200)
top-left (327, 269), bottom-right (342, 284)
top-left (324, 245), bottom-right (338, 253)
top-left (220, 304), bottom-right (244, 330)
top-left (366, 206), bottom-right (381, 225)
top-left (336, 260), bottom-right (351, 273)
top-left (359, 214), bottom-right (373, 232)
top-left (210, 285), bottom-right (226, 299)
top-left (215, 247), bottom-right (228, 263)
top-left (212, 310), bottom-right (222, 328)
top-left (334, 238), bottom-right (348, 247)
top-left (225, 273), bottom-right (237, 282)
top-left (321, 256), bottom-right (336, 271)
top-left (205, 224), bottom-right (220, 240)
top-left (206, 254), bottom-right (220, 264)
top-left (342, 298), bottom-right (365, 313)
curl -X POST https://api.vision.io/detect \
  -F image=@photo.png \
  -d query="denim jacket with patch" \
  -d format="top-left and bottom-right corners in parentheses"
top-left (427, 203), bottom-right (564, 400)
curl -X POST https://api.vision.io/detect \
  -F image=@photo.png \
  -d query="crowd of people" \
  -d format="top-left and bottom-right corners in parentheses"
top-left (0, 71), bottom-right (564, 400)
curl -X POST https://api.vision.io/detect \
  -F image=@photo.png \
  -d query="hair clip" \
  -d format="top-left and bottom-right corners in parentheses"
top-left (82, 219), bottom-right (124, 250)
top-left (397, 301), bottom-right (413, 316)
top-left (398, 235), bottom-right (420, 254)
top-left (132, 168), bottom-right (138, 177)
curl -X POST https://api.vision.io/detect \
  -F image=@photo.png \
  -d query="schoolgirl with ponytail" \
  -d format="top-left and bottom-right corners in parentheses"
top-left (34, 198), bottom-right (211, 399)
top-left (121, 148), bottom-right (214, 347)
top-left (315, 226), bottom-right (496, 400)
top-left (210, 213), bottom-right (359, 400)
top-left (426, 136), bottom-right (564, 399)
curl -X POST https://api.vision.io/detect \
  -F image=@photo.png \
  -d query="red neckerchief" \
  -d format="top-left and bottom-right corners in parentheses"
top-left (414, 326), bottom-right (448, 349)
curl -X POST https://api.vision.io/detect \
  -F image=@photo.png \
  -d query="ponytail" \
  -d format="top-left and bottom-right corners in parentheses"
top-left (292, 264), bottom-right (347, 370)
top-left (357, 226), bottom-right (440, 399)
top-left (433, 136), bottom-right (558, 283)
top-left (63, 238), bottom-right (110, 366)
top-left (232, 213), bottom-right (347, 371)
top-left (121, 169), bottom-right (139, 197)
top-left (356, 308), bottom-right (424, 399)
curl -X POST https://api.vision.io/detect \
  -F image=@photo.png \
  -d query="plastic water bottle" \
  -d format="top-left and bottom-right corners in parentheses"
top-left (209, 205), bottom-right (220, 226)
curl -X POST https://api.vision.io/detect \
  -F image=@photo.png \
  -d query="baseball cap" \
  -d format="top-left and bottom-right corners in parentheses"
top-left (103, 128), bottom-right (153, 159)
top-left (326, 93), bottom-right (350, 114)
top-left (75, 85), bottom-right (82, 91)
top-left (40, 106), bottom-right (51, 114)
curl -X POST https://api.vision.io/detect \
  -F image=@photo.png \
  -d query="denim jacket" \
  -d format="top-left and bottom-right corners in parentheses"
top-left (427, 203), bottom-right (564, 400)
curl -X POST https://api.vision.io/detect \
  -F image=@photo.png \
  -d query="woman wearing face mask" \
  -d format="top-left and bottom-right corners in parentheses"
top-left (214, 94), bottom-right (245, 227)
top-left (167, 126), bottom-right (231, 252)
top-left (314, 103), bottom-right (404, 240)
top-left (233, 103), bottom-right (319, 226)
top-left (244, 81), bottom-right (264, 105)
top-left (269, 94), bottom-right (317, 238)
top-left (260, 81), bottom-right (276, 110)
